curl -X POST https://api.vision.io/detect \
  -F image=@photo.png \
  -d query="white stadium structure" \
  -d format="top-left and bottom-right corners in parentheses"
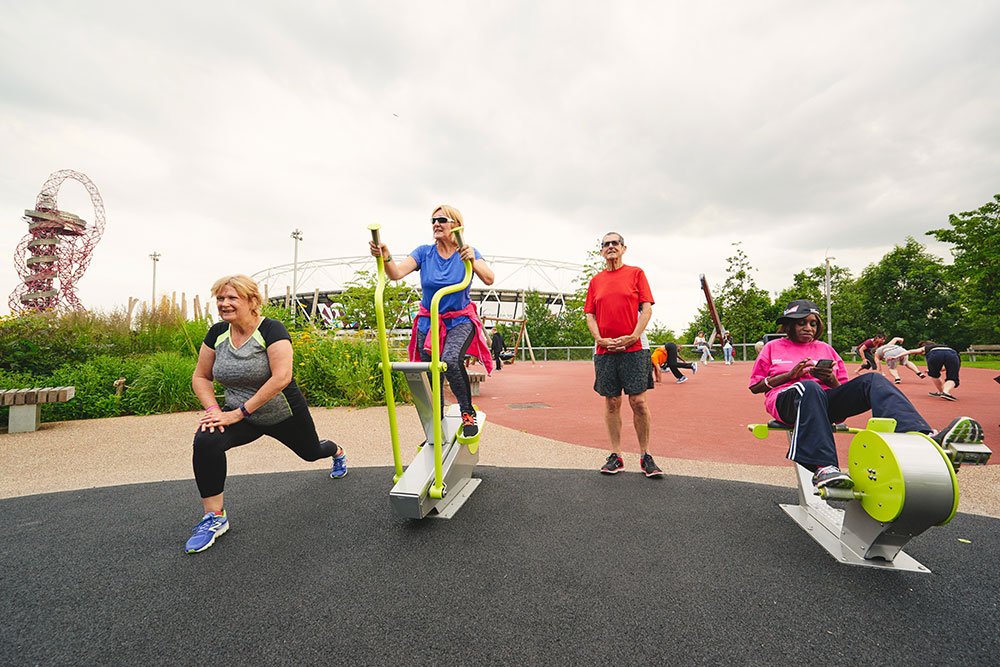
top-left (252, 255), bottom-right (586, 328)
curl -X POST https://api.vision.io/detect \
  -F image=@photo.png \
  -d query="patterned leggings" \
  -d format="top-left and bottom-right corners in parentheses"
top-left (415, 320), bottom-right (476, 415)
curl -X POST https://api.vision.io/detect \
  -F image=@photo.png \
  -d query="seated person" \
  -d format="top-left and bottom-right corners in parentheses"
top-left (749, 299), bottom-right (983, 490)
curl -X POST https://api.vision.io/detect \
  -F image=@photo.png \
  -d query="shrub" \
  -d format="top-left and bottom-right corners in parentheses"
top-left (293, 331), bottom-right (411, 407)
top-left (0, 311), bottom-right (130, 375)
top-left (42, 355), bottom-right (144, 422)
top-left (124, 352), bottom-right (201, 415)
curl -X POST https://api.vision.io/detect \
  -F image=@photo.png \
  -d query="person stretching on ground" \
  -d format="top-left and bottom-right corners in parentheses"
top-left (875, 337), bottom-right (927, 384)
top-left (585, 232), bottom-right (664, 478)
top-left (853, 333), bottom-right (886, 375)
top-left (903, 341), bottom-right (964, 401)
top-left (652, 341), bottom-right (698, 384)
top-left (749, 299), bottom-right (983, 490)
top-left (368, 204), bottom-right (495, 437)
top-left (187, 274), bottom-right (347, 554)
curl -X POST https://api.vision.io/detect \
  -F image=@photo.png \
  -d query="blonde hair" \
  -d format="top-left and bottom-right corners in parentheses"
top-left (210, 274), bottom-right (263, 315)
top-left (433, 204), bottom-right (464, 227)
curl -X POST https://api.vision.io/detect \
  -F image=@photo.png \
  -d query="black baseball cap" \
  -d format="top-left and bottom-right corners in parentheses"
top-left (777, 299), bottom-right (821, 323)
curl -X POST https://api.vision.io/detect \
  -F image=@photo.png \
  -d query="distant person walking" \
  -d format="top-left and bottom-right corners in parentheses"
top-left (585, 232), bottom-right (663, 478)
top-left (490, 329), bottom-right (506, 371)
top-left (694, 331), bottom-right (714, 363)
top-left (722, 332), bottom-right (735, 365)
top-left (903, 341), bottom-right (963, 401)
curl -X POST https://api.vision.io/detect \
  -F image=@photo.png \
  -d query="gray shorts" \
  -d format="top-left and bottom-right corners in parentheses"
top-left (593, 350), bottom-right (651, 397)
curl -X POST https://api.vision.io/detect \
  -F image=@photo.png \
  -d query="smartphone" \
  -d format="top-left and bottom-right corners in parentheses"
top-left (814, 359), bottom-right (834, 370)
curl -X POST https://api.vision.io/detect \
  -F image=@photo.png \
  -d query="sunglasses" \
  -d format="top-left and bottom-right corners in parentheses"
top-left (601, 239), bottom-right (622, 248)
top-left (431, 216), bottom-right (455, 225)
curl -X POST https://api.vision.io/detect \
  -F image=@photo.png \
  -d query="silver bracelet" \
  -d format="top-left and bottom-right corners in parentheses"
top-left (763, 376), bottom-right (773, 389)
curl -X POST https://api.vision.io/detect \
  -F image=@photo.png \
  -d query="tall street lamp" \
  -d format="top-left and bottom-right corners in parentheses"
top-left (291, 229), bottom-right (303, 323)
top-left (824, 254), bottom-right (835, 346)
top-left (149, 251), bottom-right (161, 310)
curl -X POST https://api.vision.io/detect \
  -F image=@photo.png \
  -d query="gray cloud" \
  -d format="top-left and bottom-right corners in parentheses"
top-left (2, 1), bottom-right (997, 333)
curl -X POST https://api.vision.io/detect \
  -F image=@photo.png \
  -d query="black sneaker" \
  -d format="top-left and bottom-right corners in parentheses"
top-left (932, 417), bottom-right (983, 447)
top-left (600, 453), bottom-right (624, 474)
top-left (811, 465), bottom-right (854, 489)
top-left (641, 453), bottom-right (664, 478)
top-left (940, 393), bottom-right (958, 401)
top-left (461, 411), bottom-right (479, 438)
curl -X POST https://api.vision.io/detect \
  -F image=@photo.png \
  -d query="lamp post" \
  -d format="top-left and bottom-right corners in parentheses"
top-left (149, 251), bottom-right (161, 310)
top-left (291, 229), bottom-right (303, 323)
top-left (824, 254), bottom-right (835, 346)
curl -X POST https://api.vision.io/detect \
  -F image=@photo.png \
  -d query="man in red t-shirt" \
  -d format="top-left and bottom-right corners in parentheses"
top-left (584, 232), bottom-right (663, 478)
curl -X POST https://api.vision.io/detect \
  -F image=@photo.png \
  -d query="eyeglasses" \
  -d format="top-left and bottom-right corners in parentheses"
top-left (431, 217), bottom-right (455, 225)
top-left (601, 240), bottom-right (622, 248)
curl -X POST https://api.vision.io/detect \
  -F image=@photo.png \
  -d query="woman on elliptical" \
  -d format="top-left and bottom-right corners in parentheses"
top-left (368, 204), bottom-right (495, 438)
top-left (748, 299), bottom-right (981, 491)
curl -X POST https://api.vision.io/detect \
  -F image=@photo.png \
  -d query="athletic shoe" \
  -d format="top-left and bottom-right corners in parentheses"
top-left (461, 411), bottom-right (479, 438)
top-left (600, 453), bottom-right (624, 474)
top-left (928, 392), bottom-right (942, 397)
top-left (932, 417), bottom-right (983, 448)
top-left (894, 378), bottom-right (901, 384)
top-left (940, 393), bottom-right (958, 401)
top-left (811, 465), bottom-right (854, 489)
top-left (185, 511), bottom-right (229, 554)
top-left (330, 450), bottom-right (348, 479)
top-left (641, 453), bottom-right (664, 478)
top-left (917, 372), bottom-right (926, 379)
top-left (691, 362), bottom-right (698, 374)
top-left (676, 376), bottom-right (688, 384)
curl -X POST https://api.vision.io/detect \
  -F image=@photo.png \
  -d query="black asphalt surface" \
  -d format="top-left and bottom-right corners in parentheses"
top-left (2, 466), bottom-right (998, 665)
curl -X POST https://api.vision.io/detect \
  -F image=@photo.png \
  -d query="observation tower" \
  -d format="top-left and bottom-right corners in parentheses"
top-left (9, 170), bottom-right (107, 313)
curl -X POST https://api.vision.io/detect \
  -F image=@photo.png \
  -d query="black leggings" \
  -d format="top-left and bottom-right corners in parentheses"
top-left (192, 394), bottom-right (337, 498)
top-left (663, 342), bottom-right (696, 379)
top-left (415, 320), bottom-right (476, 415)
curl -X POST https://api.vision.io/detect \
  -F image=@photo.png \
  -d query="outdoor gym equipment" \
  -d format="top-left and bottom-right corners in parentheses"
top-left (370, 224), bottom-right (485, 519)
top-left (748, 417), bottom-right (991, 573)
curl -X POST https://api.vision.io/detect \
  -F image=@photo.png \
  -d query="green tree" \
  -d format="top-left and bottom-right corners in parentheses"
top-left (774, 263), bottom-right (864, 351)
top-left (335, 269), bottom-right (419, 331)
top-left (854, 237), bottom-right (963, 347)
top-left (927, 194), bottom-right (1000, 343)
top-left (714, 243), bottom-right (773, 348)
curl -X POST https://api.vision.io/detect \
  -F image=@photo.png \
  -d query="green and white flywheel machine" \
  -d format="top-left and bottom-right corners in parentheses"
top-left (369, 224), bottom-right (485, 519)
top-left (749, 418), bottom-right (991, 573)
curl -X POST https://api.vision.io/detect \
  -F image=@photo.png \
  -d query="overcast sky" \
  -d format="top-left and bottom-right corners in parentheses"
top-left (2, 1), bottom-right (998, 334)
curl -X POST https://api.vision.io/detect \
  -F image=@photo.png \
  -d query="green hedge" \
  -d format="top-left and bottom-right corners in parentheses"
top-left (1, 309), bottom-right (412, 424)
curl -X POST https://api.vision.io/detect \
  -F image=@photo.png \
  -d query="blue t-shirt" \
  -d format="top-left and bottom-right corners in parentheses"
top-left (409, 244), bottom-right (483, 333)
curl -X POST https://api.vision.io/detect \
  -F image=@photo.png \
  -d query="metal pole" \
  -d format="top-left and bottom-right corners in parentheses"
top-left (149, 251), bottom-right (160, 309)
top-left (825, 255), bottom-right (834, 346)
top-left (291, 229), bottom-right (303, 324)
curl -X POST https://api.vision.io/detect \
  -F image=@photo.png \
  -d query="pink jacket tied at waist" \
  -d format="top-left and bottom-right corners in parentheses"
top-left (408, 302), bottom-right (494, 375)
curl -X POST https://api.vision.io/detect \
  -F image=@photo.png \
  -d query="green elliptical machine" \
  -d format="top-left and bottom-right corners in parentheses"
top-left (370, 224), bottom-right (485, 519)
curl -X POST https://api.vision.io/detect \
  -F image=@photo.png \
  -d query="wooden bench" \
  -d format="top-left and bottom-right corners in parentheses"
top-left (967, 344), bottom-right (1000, 362)
top-left (1, 387), bottom-right (76, 434)
top-left (468, 372), bottom-right (486, 397)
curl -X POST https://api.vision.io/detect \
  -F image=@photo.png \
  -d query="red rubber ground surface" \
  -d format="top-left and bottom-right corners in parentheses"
top-left (475, 360), bottom-right (999, 466)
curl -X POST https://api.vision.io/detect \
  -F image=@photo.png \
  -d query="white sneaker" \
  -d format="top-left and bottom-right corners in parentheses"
top-left (676, 376), bottom-right (688, 384)
top-left (691, 362), bottom-right (698, 374)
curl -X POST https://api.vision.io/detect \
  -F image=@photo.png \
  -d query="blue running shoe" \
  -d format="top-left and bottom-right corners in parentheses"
top-left (330, 450), bottom-right (348, 479)
top-left (185, 511), bottom-right (229, 554)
